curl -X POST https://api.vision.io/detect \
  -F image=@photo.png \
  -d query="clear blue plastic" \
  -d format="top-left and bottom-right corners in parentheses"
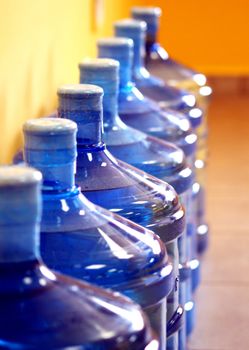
top-left (130, 7), bottom-right (212, 110)
top-left (0, 166), bottom-right (158, 350)
top-left (96, 40), bottom-right (198, 346)
top-left (131, 6), bottom-right (211, 257)
top-left (97, 39), bottom-right (197, 160)
top-left (23, 117), bottom-right (174, 349)
top-left (114, 19), bottom-right (203, 129)
top-left (131, 7), bottom-right (203, 85)
top-left (57, 84), bottom-right (186, 348)
top-left (97, 36), bottom-right (200, 282)
top-left (79, 57), bottom-right (193, 197)
top-left (80, 55), bottom-right (194, 349)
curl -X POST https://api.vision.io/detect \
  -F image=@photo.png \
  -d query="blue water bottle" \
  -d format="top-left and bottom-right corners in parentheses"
top-left (97, 37), bottom-right (200, 289)
top-left (97, 37), bottom-right (200, 295)
top-left (78, 57), bottom-right (195, 348)
top-left (131, 6), bottom-right (211, 255)
top-left (114, 19), bottom-right (202, 119)
top-left (131, 6), bottom-right (212, 114)
top-left (97, 38), bottom-right (197, 162)
top-left (0, 165), bottom-right (158, 349)
top-left (57, 84), bottom-right (186, 348)
top-left (114, 18), bottom-right (209, 256)
top-left (23, 117), bottom-right (174, 349)
top-left (79, 57), bottom-right (193, 192)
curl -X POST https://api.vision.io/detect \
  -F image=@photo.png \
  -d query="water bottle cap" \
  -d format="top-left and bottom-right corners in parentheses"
top-left (23, 117), bottom-right (77, 153)
top-left (57, 84), bottom-right (103, 145)
top-left (79, 58), bottom-right (119, 95)
top-left (57, 84), bottom-right (104, 114)
top-left (97, 38), bottom-right (133, 66)
top-left (114, 19), bottom-right (147, 33)
top-left (97, 37), bottom-right (133, 48)
top-left (0, 166), bottom-right (42, 187)
top-left (79, 58), bottom-right (119, 70)
top-left (23, 118), bottom-right (77, 135)
top-left (57, 84), bottom-right (103, 98)
top-left (131, 6), bottom-right (161, 17)
top-left (0, 166), bottom-right (42, 262)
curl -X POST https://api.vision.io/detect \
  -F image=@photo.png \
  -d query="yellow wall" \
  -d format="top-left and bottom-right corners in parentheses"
top-left (0, 0), bottom-right (145, 163)
top-left (1, 0), bottom-right (248, 163)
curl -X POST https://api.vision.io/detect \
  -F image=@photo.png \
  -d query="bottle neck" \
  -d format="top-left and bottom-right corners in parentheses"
top-left (146, 34), bottom-right (157, 48)
top-left (58, 108), bottom-right (104, 149)
top-left (103, 90), bottom-right (120, 129)
top-left (133, 35), bottom-right (145, 71)
top-left (97, 42), bottom-right (134, 89)
top-left (0, 185), bottom-right (41, 263)
top-left (79, 70), bottom-right (120, 129)
top-left (131, 10), bottom-right (160, 48)
top-left (24, 134), bottom-right (76, 193)
top-left (0, 224), bottom-right (40, 263)
top-left (115, 31), bottom-right (148, 76)
top-left (119, 58), bottom-right (132, 88)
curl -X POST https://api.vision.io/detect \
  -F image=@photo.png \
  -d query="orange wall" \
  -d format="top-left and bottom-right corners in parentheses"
top-left (150, 0), bottom-right (249, 75)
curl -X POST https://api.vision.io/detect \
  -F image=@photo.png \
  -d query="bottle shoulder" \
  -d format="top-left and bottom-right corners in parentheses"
top-left (118, 85), bottom-right (190, 134)
top-left (118, 91), bottom-right (197, 156)
top-left (106, 133), bottom-right (193, 193)
top-left (146, 42), bottom-right (197, 81)
top-left (135, 76), bottom-right (189, 106)
top-left (40, 188), bottom-right (173, 304)
top-left (132, 65), bottom-right (197, 113)
top-left (75, 147), bottom-right (185, 239)
top-left (76, 147), bottom-right (177, 206)
top-left (0, 260), bottom-right (152, 349)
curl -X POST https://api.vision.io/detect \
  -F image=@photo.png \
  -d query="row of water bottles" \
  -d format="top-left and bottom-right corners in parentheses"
top-left (1, 6), bottom-right (212, 350)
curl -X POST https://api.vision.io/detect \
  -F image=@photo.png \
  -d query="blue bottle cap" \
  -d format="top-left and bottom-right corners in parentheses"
top-left (114, 18), bottom-right (147, 36)
top-left (57, 84), bottom-right (104, 147)
top-left (97, 38), bottom-right (134, 87)
top-left (0, 166), bottom-right (42, 226)
top-left (131, 7), bottom-right (161, 37)
top-left (57, 84), bottom-right (103, 112)
top-left (97, 37), bottom-right (134, 61)
top-left (79, 58), bottom-right (119, 93)
top-left (0, 165), bottom-right (42, 187)
top-left (23, 118), bottom-right (77, 191)
top-left (0, 166), bottom-right (42, 262)
top-left (79, 58), bottom-right (119, 116)
top-left (23, 118), bottom-right (77, 150)
top-left (114, 19), bottom-right (148, 72)
top-left (132, 6), bottom-right (161, 16)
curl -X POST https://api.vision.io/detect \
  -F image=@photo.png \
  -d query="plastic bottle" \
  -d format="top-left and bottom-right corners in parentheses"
top-left (23, 117), bottom-right (174, 349)
top-left (114, 19), bottom-right (202, 123)
top-left (57, 83), bottom-right (186, 349)
top-left (97, 37), bottom-right (200, 281)
top-left (115, 17), bottom-right (209, 254)
top-left (131, 6), bottom-right (212, 111)
top-left (79, 56), bottom-right (196, 348)
top-left (97, 36), bottom-right (201, 293)
top-left (97, 38), bottom-right (197, 163)
top-left (131, 6), bottom-right (211, 256)
top-left (0, 165), bottom-right (158, 349)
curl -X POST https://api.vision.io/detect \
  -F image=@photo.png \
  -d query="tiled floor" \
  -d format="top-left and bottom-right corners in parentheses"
top-left (188, 92), bottom-right (249, 350)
